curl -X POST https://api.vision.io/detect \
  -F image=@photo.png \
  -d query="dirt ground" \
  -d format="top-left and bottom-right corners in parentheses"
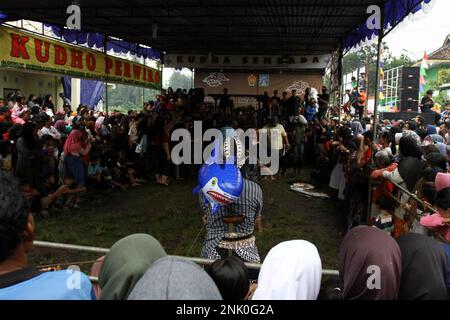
top-left (29, 168), bottom-right (345, 273)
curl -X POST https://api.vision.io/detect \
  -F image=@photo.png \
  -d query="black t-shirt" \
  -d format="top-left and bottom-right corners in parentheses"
top-left (287, 96), bottom-right (300, 116)
top-left (421, 96), bottom-right (434, 112)
top-left (318, 93), bottom-right (330, 110)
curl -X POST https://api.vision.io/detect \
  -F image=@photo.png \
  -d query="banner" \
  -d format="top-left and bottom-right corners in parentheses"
top-left (0, 26), bottom-right (161, 89)
top-left (165, 54), bottom-right (330, 70)
top-left (195, 70), bottom-right (323, 96)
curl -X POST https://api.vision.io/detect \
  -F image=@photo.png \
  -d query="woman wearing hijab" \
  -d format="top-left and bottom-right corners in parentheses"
top-left (339, 226), bottom-right (402, 300)
top-left (350, 121), bottom-right (364, 137)
top-left (426, 124), bottom-right (438, 136)
top-left (128, 257), bottom-right (222, 300)
top-left (420, 173), bottom-right (450, 298)
top-left (252, 240), bottom-right (322, 300)
top-left (98, 234), bottom-right (167, 300)
top-left (382, 136), bottom-right (424, 237)
top-left (63, 129), bottom-right (91, 187)
top-left (396, 233), bottom-right (448, 300)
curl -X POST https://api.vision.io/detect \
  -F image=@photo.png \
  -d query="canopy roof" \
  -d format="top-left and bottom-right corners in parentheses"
top-left (0, 0), bottom-right (430, 56)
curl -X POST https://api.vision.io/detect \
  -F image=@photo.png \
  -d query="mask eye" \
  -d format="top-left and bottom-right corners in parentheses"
top-left (211, 178), bottom-right (217, 186)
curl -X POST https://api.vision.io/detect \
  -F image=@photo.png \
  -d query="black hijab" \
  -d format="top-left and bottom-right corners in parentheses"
top-left (398, 157), bottom-right (424, 192)
top-left (396, 233), bottom-right (448, 300)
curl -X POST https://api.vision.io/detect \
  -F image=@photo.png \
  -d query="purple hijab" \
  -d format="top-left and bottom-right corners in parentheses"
top-left (339, 226), bottom-right (402, 300)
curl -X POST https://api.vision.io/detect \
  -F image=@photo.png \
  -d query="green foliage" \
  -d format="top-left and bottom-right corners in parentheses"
top-left (342, 43), bottom-right (415, 95)
top-left (384, 53), bottom-right (415, 70)
top-left (165, 71), bottom-right (192, 90)
top-left (428, 67), bottom-right (450, 89)
top-left (106, 84), bottom-right (160, 111)
top-left (428, 68), bottom-right (450, 105)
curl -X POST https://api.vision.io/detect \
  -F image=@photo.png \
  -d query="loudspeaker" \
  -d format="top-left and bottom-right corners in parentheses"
top-left (399, 88), bottom-right (419, 101)
top-left (397, 67), bottom-right (420, 112)
top-left (399, 100), bottom-right (419, 111)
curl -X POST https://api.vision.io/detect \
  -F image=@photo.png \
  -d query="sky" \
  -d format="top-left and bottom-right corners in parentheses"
top-left (384, 0), bottom-right (450, 58)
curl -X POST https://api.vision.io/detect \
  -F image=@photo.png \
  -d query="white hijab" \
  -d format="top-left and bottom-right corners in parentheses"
top-left (252, 240), bottom-right (322, 300)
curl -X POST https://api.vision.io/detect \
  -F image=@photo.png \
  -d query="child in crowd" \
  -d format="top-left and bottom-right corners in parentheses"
top-left (372, 196), bottom-right (395, 235)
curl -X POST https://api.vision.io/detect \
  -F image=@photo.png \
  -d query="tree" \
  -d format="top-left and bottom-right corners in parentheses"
top-left (342, 43), bottom-right (415, 96)
top-left (428, 68), bottom-right (450, 89)
top-left (165, 71), bottom-right (192, 90)
top-left (342, 42), bottom-right (389, 95)
top-left (428, 68), bottom-right (450, 105)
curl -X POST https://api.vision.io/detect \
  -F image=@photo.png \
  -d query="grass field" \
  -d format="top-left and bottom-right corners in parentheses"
top-left (29, 169), bottom-right (345, 272)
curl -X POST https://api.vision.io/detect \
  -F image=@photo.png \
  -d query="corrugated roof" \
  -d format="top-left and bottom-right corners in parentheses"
top-left (0, 0), bottom-right (385, 55)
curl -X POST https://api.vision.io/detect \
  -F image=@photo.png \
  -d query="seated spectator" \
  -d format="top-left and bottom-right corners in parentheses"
top-left (396, 233), bottom-right (448, 300)
top-left (37, 171), bottom-right (80, 217)
top-left (37, 114), bottom-right (61, 141)
top-left (0, 172), bottom-right (93, 299)
top-left (98, 234), bottom-right (167, 300)
top-left (87, 154), bottom-right (108, 188)
top-left (205, 256), bottom-right (250, 300)
top-left (60, 171), bottom-right (87, 211)
top-left (339, 226), bottom-right (401, 300)
top-left (252, 240), bottom-right (322, 300)
top-left (128, 257), bottom-right (222, 300)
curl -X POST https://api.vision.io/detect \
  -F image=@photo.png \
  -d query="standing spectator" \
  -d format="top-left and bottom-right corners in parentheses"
top-left (280, 91), bottom-right (289, 119)
top-left (63, 129), bottom-right (91, 188)
top-left (318, 86), bottom-right (330, 119)
top-left (270, 90), bottom-right (281, 118)
top-left (287, 90), bottom-right (300, 122)
top-left (150, 116), bottom-right (171, 186)
top-left (260, 116), bottom-right (289, 179)
top-left (15, 122), bottom-right (40, 187)
top-left (293, 109), bottom-right (308, 162)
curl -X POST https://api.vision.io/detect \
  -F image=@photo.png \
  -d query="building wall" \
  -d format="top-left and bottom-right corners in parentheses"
top-left (0, 69), bottom-right (64, 110)
top-left (194, 69), bottom-right (324, 96)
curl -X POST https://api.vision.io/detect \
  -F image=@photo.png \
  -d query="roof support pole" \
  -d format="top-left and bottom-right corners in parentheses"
top-left (368, 6), bottom-right (385, 223)
top-left (372, 9), bottom-right (385, 145)
top-left (338, 47), bottom-right (343, 125)
top-left (103, 36), bottom-right (109, 117)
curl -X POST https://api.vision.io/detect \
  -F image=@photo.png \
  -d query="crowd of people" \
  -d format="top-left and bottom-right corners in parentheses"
top-left (1, 83), bottom-right (450, 300)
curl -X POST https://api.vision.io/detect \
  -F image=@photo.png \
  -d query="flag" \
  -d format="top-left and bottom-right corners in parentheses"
top-left (420, 51), bottom-right (428, 93)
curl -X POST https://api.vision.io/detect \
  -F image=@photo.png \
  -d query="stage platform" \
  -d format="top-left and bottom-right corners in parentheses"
top-left (379, 112), bottom-right (437, 125)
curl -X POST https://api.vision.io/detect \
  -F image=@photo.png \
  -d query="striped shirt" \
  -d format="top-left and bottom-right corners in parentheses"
top-left (200, 178), bottom-right (263, 262)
